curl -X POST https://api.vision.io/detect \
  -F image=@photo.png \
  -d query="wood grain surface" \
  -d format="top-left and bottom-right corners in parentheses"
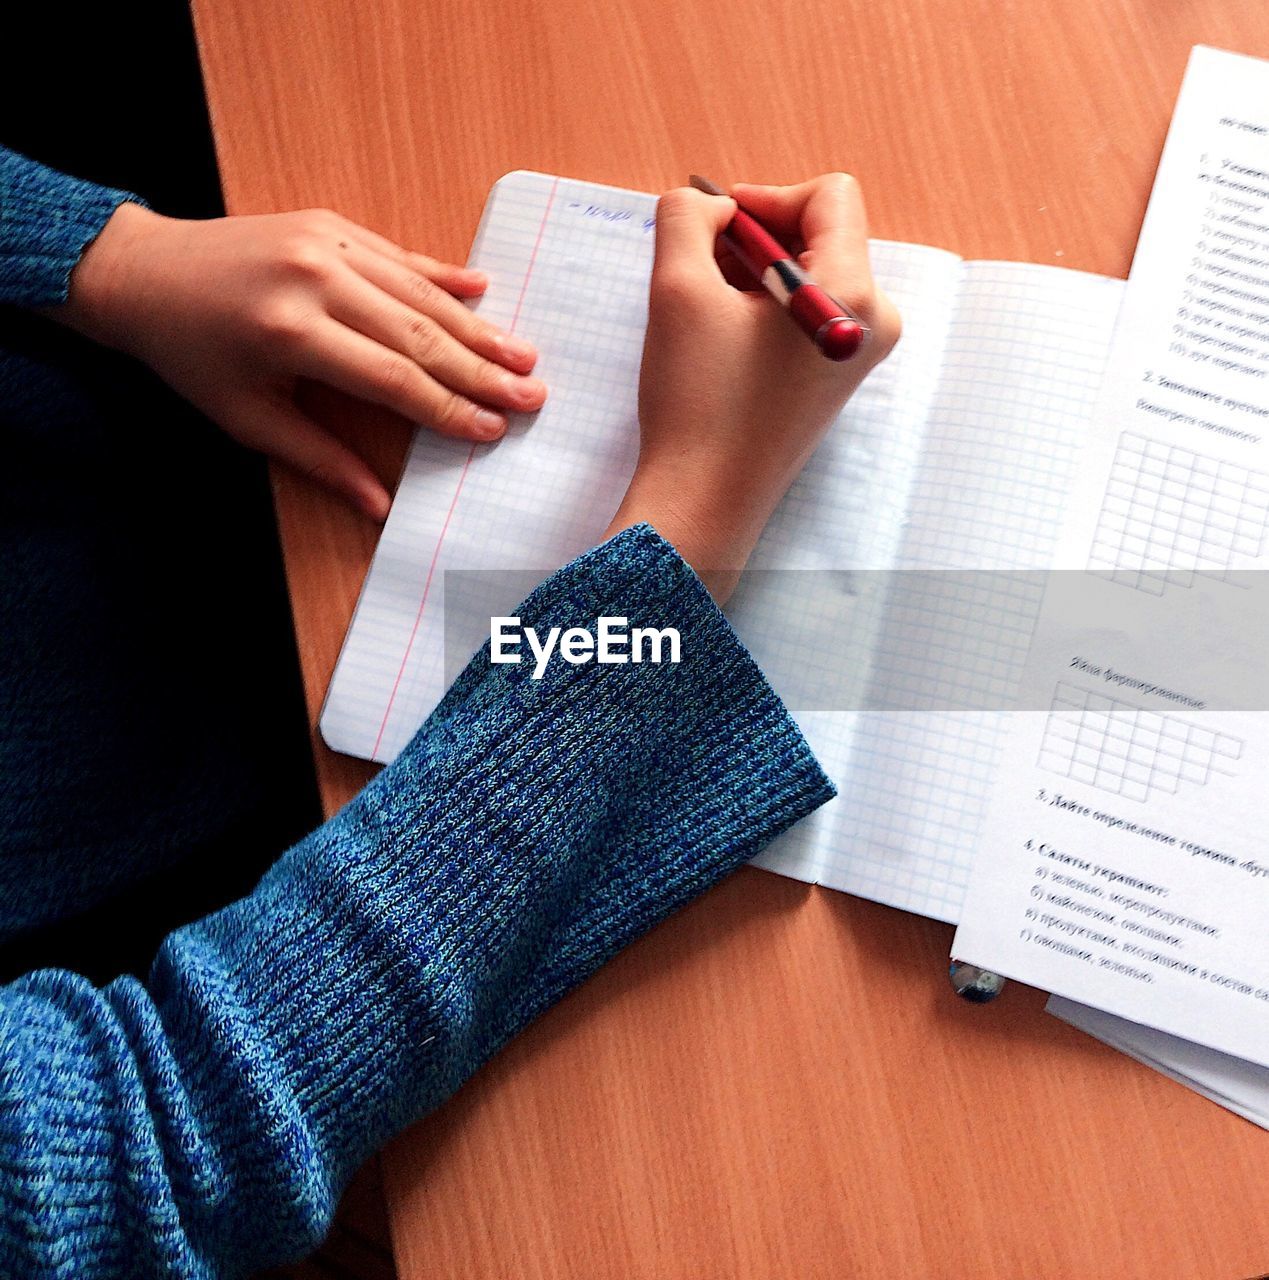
top-left (192, 2), bottom-right (1269, 1276)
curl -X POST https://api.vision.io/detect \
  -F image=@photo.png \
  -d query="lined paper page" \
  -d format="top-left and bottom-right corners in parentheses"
top-left (322, 173), bottom-right (649, 759)
top-left (764, 263), bottom-right (1124, 919)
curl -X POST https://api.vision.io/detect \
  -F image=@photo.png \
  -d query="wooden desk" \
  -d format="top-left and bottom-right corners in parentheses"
top-left (193, 3), bottom-right (1269, 1276)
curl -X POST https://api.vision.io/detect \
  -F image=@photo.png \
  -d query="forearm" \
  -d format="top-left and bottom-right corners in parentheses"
top-left (0, 146), bottom-right (141, 309)
top-left (0, 525), bottom-right (832, 1277)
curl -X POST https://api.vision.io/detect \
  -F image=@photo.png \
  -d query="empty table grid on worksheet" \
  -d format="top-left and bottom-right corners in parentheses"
top-left (1089, 433), bottom-right (1269, 592)
top-left (783, 265), bottom-right (1124, 920)
top-left (1038, 681), bottom-right (1242, 802)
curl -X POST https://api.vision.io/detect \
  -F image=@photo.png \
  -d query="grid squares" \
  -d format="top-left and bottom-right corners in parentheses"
top-left (1089, 433), bottom-right (1269, 593)
top-left (1038, 681), bottom-right (1242, 801)
top-left (782, 264), bottom-right (1123, 921)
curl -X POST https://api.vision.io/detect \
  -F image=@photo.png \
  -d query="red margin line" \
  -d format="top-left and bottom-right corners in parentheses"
top-left (370, 176), bottom-right (561, 758)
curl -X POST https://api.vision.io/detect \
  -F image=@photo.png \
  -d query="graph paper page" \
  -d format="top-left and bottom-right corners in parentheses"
top-left (762, 262), bottom-right (1122, 920)
top-left (954, 47), bottom-right (1269, 1066)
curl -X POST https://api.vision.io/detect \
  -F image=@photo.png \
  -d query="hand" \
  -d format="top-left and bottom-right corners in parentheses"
top-left (603, 174), bottom-right (900, 601)
top-left (55, 203), bottom-right (548, 519)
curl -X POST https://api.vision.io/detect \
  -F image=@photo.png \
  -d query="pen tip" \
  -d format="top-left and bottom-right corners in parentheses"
top-left (688, 174), bottom-right (727, 197)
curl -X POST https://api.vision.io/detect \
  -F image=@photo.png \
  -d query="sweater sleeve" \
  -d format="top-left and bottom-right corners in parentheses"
top-left (0, 524), bottom-right (834, 1279)
top-left (0, 147), bottom-right (140, 308)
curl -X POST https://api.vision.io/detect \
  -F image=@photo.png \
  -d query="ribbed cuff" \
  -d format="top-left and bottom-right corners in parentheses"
top-left (161, 525), bottom-right (833, 1263)
top-left (0, 148), bottom-right (141, 308)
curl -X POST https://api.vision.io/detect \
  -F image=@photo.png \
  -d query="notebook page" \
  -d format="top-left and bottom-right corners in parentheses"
top-left (321, 172), bottom-right (647, 757)
top-left (322, 170), bottom-right (962, 803)
top-left (752, 264), bottom-right (1125, 919)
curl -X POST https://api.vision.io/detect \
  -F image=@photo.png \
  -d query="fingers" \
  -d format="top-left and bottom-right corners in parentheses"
top-left (223, 393), bottom-right (392, 521)
top-left (342, 240), bottom-right (539, 375)
top-left (328, 215), bottom-right (490, 300)
top-left (299, 209), bottom-right (538, 370)
top-left (324, 262), bottom-right (547, 422)
top-left (652, 187), bottom-right (739, 300)
top-left (257, 211), bottom-right (549, 443)
top-left (731, 174), bottom-right (872, 296)
top-left (731, 175), bottom-right (901, 354)
top-left (285, 316), bottom-right (520, 441)
top-left (401, 251), bottom-right (487, 299)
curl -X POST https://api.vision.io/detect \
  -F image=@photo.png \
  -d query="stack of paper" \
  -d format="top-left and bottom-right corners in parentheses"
top-left (1048, 997), bottom-right (1269, 1128)
top-left (952, 45), bottom-right (1269, 1127)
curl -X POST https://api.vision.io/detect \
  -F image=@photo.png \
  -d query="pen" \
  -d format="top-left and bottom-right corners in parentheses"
top-left (688, 174), bottom-right (870, 362)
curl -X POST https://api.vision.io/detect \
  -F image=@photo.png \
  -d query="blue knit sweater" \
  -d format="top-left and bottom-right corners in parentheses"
top-left (0, 147), bottom-right (834, 1278)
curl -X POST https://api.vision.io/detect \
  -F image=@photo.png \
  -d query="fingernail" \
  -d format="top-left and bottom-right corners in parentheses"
top-left (473, 408), bottom-right (505, 438)
top-left (501, 372), bottom-right (546, 407)
top-left (496, 333), bottom-right (537, 361)
top-left (464, 269), bottom-right (489, 287)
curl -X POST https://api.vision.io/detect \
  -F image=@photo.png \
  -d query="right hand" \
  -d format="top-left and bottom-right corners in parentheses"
top-left (604, 174), bottom-right (900, 601)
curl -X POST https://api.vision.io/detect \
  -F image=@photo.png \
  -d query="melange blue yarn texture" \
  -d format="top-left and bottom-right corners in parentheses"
top-left (0, 148), bottom-right (139, 307)
top-left (0, 148), bottom-right (837, 1278)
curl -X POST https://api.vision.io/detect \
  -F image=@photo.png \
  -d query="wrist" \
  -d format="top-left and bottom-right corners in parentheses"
top-left (602, 462), bottom-right (772, 604)
top-left (53, 201), bottom-right (166, 351)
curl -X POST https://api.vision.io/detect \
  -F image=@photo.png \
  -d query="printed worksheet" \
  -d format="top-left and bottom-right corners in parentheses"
top-left (954, 47), bottom-right (1269, 1067)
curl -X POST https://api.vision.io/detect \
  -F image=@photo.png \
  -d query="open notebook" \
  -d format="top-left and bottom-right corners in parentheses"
top-left (322, 170), bottom-right (1124, 923)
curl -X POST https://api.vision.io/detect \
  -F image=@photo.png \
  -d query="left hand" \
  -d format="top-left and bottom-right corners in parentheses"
top-left (55, 203), bottom-right (548, 519)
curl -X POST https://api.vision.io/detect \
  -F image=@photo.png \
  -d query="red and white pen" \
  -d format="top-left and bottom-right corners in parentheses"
top-left (688, 174), bottom-right (869, 362)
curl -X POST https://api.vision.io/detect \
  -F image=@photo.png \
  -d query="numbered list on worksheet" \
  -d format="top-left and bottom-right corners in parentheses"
top-left (954, 46), bottom-right (1269, 1066)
